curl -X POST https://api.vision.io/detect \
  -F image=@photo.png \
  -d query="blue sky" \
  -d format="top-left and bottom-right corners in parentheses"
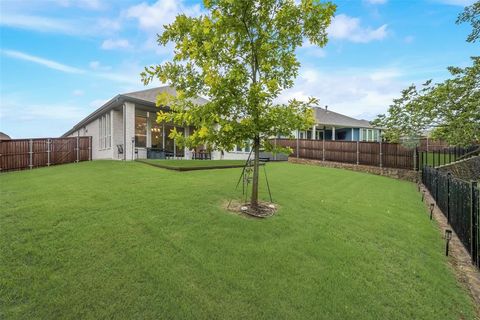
top-left (0, 0), bottom-right (477, 138)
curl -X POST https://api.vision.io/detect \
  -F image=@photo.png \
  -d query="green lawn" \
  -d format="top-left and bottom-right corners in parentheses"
top-left (0, 161), bottom-right (476, 319)
top-left (137, 159), bottom-right (249, 170)
top-left (420, 152), bottom-right (458, 167)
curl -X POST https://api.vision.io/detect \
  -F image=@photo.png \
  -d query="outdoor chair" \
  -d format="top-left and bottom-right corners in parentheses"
top-left (116, 144), bottom-right (124, 159)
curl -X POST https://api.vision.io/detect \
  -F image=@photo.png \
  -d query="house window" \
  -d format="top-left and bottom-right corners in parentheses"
top-left (98, 113), bottom-right (111, 149)
top-left (99, 118), bottom-right (102, 148)
top-left (135, 116), bottom-right (147, 148)
top-left (361, 128), bottom-right (378, 142)
top-left (235, 141), bottom-right (251, 153)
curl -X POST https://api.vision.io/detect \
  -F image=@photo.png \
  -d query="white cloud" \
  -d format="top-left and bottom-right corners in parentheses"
top-left (364, 0), bottom-right (387, 4)
top-left (1, 50), bottom-right (85, 74)
top-left (434, 0), bottom-right (475, 6)
top-left (101, 39), bottom-right (130, 50)
top-left (2, 49), bottom-right (143, 85)
top-left (328, 14), bottom-right (388, 43)
top-left (54, 0), bottom-right (104, 10)
top-left (299, 41), bottom-right (327, 58)
top-left (0, 97), bottom-right (86, 121)
top-left (0, 14), bottom-right (80, 35)
top-left (89, 61), bottom-right (112, 71)
top-left (0, 13), bottom-right (120, 36)
top-left (277, 66), bottom-right (406, 119)
top-left (72, 89), bottom-right (84, 96)
top-left (0, 93), bottom-right (95, 138)
top-left (125, 0), bottom-right (203, 31)
top-left (125, 0), bottom-right (203, 53)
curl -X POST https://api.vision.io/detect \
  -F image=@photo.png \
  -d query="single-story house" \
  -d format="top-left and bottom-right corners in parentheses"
top-left (294, 106), bottom-right (381, 142)
top-left (63, 86), bottom-right (381, 161)
top-left (62, 86), bottom-right (252, 161)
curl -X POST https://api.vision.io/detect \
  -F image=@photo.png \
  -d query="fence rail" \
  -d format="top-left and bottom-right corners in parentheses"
top-left (0, 137), bottom-right (92, 172)
top-left (422, 166), bottom-right (479, 269)
top-left (274, 139), bottom-right (418, 170)
top-left (419, 145), bottom-right (479, 168)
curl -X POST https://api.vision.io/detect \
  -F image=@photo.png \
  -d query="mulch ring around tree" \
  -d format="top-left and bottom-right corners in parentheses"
top-left (224, 200), bottom-right (277, 218)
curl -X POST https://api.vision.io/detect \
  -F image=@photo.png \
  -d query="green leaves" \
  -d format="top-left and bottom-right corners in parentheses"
top-left (456, 1), bottom-right (480, 43)
top-left (374, 57), bottom-right (480, 147)
top-left (142, 0), bottom-right (335, 154)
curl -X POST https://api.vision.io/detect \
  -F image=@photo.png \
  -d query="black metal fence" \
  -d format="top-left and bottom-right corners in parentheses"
top-left (419, 145), bottom-right (479, 168)
top-left (422, 166), bottom-right (479, 268)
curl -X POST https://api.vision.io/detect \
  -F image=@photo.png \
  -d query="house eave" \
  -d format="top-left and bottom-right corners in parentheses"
top-left (61, 95), bottom-right (169, 138)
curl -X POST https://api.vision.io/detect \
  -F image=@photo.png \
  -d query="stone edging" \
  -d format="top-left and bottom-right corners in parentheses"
top-left (288, 157), bottom-right (420, 182)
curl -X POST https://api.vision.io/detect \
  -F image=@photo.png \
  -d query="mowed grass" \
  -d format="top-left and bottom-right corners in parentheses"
top-left (420, 152), bottom-right (458, 167)
top-left (137, 159), bottom-right (248, 170)
top-left (0, 161), bottom-right (476, 320)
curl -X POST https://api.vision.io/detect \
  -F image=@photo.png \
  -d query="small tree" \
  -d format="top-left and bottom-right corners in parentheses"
top-left (142, 0), bottom-right (336, 208)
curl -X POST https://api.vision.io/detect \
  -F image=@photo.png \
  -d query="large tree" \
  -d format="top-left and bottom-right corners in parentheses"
top-left (373, 57), bottom-right (480, 147)
top-left (457, 0), bottom-right (480, 43)
top-left (142, 0), bottom-right (336, 208)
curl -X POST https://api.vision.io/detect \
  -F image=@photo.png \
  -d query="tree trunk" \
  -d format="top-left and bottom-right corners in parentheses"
top-left (250, 136), bottom-right (260, 208)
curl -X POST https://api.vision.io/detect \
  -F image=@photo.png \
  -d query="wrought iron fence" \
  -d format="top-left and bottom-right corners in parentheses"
top-left (419, 145), bottom-right (479, 168)
top-left (422, 166), bottom-right (479, 268)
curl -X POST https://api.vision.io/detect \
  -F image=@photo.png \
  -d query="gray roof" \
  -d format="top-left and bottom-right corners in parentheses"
top-left (122, 86), bottom-right (209, 105)
top-left (0, 132), bottom-right (11, 140)
top-left (62, 86), bottom-right (208, 137)
top-left (313, 107), bottom-right (374, 128)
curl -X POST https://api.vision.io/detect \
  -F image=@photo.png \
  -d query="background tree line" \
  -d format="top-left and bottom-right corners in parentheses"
top-left (372, 1), bottom-right (479, 147)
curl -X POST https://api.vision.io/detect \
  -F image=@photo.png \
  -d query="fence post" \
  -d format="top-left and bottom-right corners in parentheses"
top-left (322, 138), bottom-right (325, 161)
top-left (471, 181), bottom-right (478, 265)
top-left (356, 141), bottom-right (359, 165)
top-left (416, 147), bottom-right (419, 171)
top-left (413, 147), bottom-right (417, 171)
top-left (296, 135), bottom-right (299, 158)
top-left (274, 138), bottom-right (277, 161)
top-left (47, 138), bottom-right (51, 166)
top-left (379, 140), bottom-right (383, 167)
top-left (76, 135), bottom-right (80, 163)
top-left (29, 139), bottom-right (33, 169)
top-left (420, 151), bottom-right (423, 170)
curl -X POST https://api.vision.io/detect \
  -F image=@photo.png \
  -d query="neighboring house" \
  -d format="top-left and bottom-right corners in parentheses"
top-left (294, 106), bottom-right (381, 142)
top-left (63, 87), bottom-right (382, 161)
top-left (62, 86), bottom-right (251, 161)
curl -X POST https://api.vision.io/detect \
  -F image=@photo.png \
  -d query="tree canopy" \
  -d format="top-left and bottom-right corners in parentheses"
top-left (373, 57), bottom-right (480, 147)
top-left (457, 0), bottom-right (480, 43)
top-left (142, 0), bottom-right (336, 207)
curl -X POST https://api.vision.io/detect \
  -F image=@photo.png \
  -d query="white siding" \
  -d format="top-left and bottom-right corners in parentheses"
top-left (112, 109), bottom-right (124, 159)
top-left (123, 102), bottom-right (136, 160)
top-left (68, 112), bottom-right (114, 160)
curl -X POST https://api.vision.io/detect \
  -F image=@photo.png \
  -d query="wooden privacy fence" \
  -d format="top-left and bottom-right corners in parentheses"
top-left (274, 138), bottom-right (418, 170)
top-left (0, 137), bottom-right (92, 172)
top-left (422, 166), bottom-right (479, 269)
